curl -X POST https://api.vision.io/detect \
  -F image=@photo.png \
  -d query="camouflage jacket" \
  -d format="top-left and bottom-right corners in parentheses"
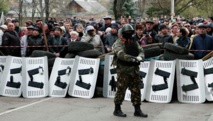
top-left (112, 38), bottom-right (144, 74)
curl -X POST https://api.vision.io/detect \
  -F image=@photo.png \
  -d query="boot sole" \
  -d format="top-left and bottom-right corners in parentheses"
top-left (134, 114), bottom-right (148, 118)
top-left (113, 113), bottom-right (127, 117)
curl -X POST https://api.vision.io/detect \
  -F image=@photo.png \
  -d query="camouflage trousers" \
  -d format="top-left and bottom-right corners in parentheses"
top-left (114, 71), bottom-right (141, 106)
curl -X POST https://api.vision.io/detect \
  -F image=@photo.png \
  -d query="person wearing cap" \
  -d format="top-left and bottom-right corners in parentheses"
top-left (191, 23), bottom-right (213, 59)
top-left (25, 27), bottom-right (44, 56)
top-left (48, 27), bottom-right (67, 57)
top-left (81, 25), bottom-right (105, 54)
top-left (104, 23), bottom-right (118, 53)
top-left (142, 20), bottom-right (157, 44)
top-left (1, 23), bottom-right (21, 56)
top-left (184, 23), bottom-right (193, 37)
top-left (111, 24), bottom-right (147, 118)
top-left (99, 16), bottom-right (112, 32)
top-left (5, 18), bottom-right (12, 25)
top-left (69, 31), bottom-right (80, 43)
top-left (0, 25), bottom-right (8, 45)
top-left (12, 19), bottom-right (22, 37)
top-left (206, 23), bottom-right (213, 36)
top-left (20, 26), bottom-right (34, 57)
top-left (154, 24), bottom-right (173, 47)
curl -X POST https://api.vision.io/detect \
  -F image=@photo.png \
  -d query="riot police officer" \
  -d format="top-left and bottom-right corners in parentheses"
top-left (111, 24), bottom-right (148, 118)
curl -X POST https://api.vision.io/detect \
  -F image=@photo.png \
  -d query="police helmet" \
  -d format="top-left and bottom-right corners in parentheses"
top-left (121, 24), bottom-right (134, 33)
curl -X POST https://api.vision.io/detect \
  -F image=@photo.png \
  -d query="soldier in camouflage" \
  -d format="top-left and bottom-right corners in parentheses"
top-left (111, 24), bottom-right (148, 118)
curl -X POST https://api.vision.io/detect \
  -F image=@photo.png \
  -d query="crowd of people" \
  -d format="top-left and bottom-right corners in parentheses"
top-left (0, 15), bottom-right (213, 59)
top-left (0, 15), bottom-right (213, 118)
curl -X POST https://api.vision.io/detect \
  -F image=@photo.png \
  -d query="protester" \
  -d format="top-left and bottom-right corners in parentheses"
top-left (48, 27), bottom-right (67, 57)
top-left (142, 20), bottom-right (157, 44)
top-left (105, 23), bottom-right (118, 53)
top-left (176, 28), bottom-right (190, 48)
top-left (12, 19), bottom-right (22, 37)
top-left (154, 24), bottom-right (173, 46)
top-left (0, 25), bottom-right (8, 45)
top-left (81, 25), bottom-right (105, 54)
top-left (20, 27), bottom-right (28, 57)
top-left (1, 23), bottom-right (20, 56)
top-left (68, 31), bottom-right (80, 43)
top-left (99, 16), bottom-right (112, 32)
top-left (191, 23), bottom-right (213, 59)
top-left (170, 24), bottom-right (179, 43)
top-left (25, 27), bottom-right (44, 56)
top-left (133, 24), bottom-right (144, 45)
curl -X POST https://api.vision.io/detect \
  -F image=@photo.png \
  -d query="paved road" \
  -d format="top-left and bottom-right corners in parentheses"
top-left (0, 96), bottom-right (213, 121)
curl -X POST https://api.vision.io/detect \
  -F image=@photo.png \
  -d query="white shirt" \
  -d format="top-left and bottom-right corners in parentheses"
top-left (20, 35), bottom-right (28, 57)
top-left (0, 30), bottom-right (3, 45)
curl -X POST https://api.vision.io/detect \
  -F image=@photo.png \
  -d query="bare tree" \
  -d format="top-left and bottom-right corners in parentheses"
top-left (31, 0), bottom-right (37, 22)
top-left (38, 0), bottom-right (44, 18)
top-left (45, 0), bottom-right (49, 22)
top-left (113, 0), bottom-right (126, 20)
top-left (137, 0), bottom-right (146, 17)
top-left (18, 0), bottom-right (23, 26)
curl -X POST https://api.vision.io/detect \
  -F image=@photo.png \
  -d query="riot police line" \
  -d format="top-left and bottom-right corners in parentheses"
top-left (0, 54), bottom-right (213, 104)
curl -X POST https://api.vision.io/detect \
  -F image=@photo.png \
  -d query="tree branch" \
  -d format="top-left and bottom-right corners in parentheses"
top-left (175, 0), bottom-right (193, 15)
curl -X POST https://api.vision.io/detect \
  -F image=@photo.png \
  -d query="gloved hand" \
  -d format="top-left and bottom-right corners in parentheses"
top-left (131, 56), bottom-right (143, 63)
top-left (136, 56), bottom-right (143, 61)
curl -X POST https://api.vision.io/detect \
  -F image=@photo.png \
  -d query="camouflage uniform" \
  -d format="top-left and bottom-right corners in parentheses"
top-left (112, 37), bottom-right (144, 106)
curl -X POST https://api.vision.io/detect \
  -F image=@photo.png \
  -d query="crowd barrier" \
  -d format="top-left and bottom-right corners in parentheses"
top-left (0, 55), bottom-right (213, 104)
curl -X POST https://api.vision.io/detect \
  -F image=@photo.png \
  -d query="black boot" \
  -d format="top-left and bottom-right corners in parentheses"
top-left (134, 105), bottom-right (148, 118)
top-left (113, 104), bottom-right (127, 117)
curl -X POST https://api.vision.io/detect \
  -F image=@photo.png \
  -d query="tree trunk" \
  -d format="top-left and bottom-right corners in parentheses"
top-left (113, 0), bottom-right (126, 21)
top-left (19, 0), bottom-right (23, 26)
top-left (45, 0), bottom-right (49, 22)
top-left (39, 0), bottom-right (43, 19)
top-left (113, 0), bottom-right (118, 20)
top-left (32, 0), bottom-right (37, 22)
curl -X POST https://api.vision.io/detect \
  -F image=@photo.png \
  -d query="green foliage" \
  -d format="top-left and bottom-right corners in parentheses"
top-left (146, 4), bottom-right (165, 18)
top-left (146, 0), bottom-right (213, 18)
top-left (0, 0), bottom-right (9, 13)
top-left (146, 2), bottom-right (170, 18)
top-left (122, 0), bottom-right (138, 19)
top-left (108, 0), bottom-right (114, 15)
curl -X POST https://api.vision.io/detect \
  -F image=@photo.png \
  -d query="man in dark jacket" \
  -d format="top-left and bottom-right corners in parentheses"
top-left (99, 16), bottom-right (112, 32)
top-left (25, 27), bottom-right (44, 56)
top-left (48, 27), bottom-right (67, 57)
top-left (142, 20), bottom-right (157, 44)
top-left (105, 23), bottom-right (118, 53)
top-left (154, 24), bottom-right (173, 46)
top-left (12, 19), bottom-right (22, 37)
top-left (191, 23), bottom-right (213, 59)
top-left (1, 23), bottom-right (21, 56)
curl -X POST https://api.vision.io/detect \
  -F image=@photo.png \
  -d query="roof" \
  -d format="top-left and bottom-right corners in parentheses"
top-left (74, 0), bottom-right (107, 14)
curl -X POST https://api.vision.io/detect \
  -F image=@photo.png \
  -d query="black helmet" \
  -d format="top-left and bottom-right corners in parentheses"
top-left (121, 24), bottom-right (134, 33)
